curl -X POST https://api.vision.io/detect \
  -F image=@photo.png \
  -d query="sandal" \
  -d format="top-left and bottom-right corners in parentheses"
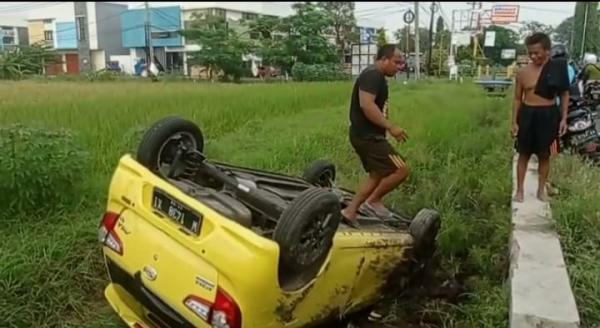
top-left (341, 211), bottom-right (360, 229)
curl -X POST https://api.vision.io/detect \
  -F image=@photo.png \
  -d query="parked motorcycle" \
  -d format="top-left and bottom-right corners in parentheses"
top-left (561, 96), bottom-right (600, 163)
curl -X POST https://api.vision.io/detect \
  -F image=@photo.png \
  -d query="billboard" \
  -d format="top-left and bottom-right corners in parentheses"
top-left (491, 5), bottom-right (519, 24)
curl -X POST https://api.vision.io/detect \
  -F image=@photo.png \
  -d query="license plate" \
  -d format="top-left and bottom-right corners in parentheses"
top-left (152, 188), bottom-right (203, 235)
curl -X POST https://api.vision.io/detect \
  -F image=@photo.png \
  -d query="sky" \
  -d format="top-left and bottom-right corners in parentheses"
top-left (0, 1), bottom-right (576, 36)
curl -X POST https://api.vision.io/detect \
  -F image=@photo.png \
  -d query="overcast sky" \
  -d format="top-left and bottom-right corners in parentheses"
top-left (0, 1), bottom-right (575, 34)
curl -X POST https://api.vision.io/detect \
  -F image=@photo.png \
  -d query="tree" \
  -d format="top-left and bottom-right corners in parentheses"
top-left (394, 27), bottom-right (429, 53)
top-left (554, 16), bottom-right (575, 46)
top-left (316, 2), bottom-right (358, 62)
top-left (479, 25), bottom-right (520, 65)
top-left (436, 16), bottom-right (444, 35)
top-left (376, 28), bottom-right (387, 47)
top-left (519, 20), bottom-right (554, 42)
top-left (247, 2), bottom-right (338, 75)
top-left (572, 2), bottom-right (600, 59)
top-left (180, 13), bottom-right (253, 82)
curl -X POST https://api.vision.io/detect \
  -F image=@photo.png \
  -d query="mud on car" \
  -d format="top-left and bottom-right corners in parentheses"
top-left (98, 117), bottom-right (441, 328)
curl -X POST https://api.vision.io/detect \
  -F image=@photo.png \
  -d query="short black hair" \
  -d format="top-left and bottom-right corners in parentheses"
top-left (525, 32), bottom-right (551, 50)
top-left (376, 44), bottom-right (400, 60)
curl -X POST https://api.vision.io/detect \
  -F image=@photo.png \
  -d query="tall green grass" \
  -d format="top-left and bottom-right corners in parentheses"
top-left (0, 80), bottom-right (514, 327)
top-left (551, 156), bottom-right (600, 327)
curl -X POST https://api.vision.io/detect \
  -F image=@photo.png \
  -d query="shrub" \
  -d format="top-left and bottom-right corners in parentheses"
top-left (291, 63), bottom-right (351, 82)
top-left (0, 124), bottom-right (89, 218)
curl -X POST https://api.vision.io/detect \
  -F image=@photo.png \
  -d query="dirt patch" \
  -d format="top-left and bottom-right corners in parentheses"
top-left (316, 255), bottom-right (472, 328)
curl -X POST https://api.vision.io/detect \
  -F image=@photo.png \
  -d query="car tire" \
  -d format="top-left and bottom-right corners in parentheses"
top-left (273, 188), bottom-right (341, 273)
top-left (302, 159), bottom-right (336, 188)
top-left (137, 116), bottom-right (204, 178)
top-left (408, 209), bottom-right (441, 278)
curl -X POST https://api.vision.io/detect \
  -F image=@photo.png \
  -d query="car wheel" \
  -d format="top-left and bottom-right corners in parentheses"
top-left (273, 188), bottom-right (341, 274)
top-left (408, 209), bottom-right (441, 278)
top-left (137, 116), bottom-right (204, 179)
top-left (302, 159), bottom-right (336, 188)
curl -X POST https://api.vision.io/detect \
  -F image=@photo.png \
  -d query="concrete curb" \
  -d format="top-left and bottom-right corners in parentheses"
top-left (509, 155), bottom-right (580, 328)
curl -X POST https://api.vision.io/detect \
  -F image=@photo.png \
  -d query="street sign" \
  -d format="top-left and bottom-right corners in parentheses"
top-left (484, 31), bottom-right (496, 47)
top-left (403, 10), bottom-right (415, 24)
top-left (501, 49), bottom-right (516, 60)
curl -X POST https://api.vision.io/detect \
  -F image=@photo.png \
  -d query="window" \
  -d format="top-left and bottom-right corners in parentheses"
top-left (43, 19), bottom-right (52, 24)
top-left (76, 16), bottom-right (86, 41)
top-left (44, 30), bottom-right (53, 41)
top-left (2, 36), bottom-right (15, 44)
top-left (151, 31), bottom-right (178, 39)
top-left (213, 8), bottom-right (226, 18)
top-left (242, 12), bottom-right (258, 20)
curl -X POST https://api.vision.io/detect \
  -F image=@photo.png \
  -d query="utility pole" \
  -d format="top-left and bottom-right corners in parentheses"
top-left (144, 1), bottom-right (155, 79)
top-left (74, 2), bottom-right (92, 74)
top-left (581, 2), bottom-right (589, 60)
top-left (427, 2), bottom-right (436, 76)
top-left (414, 2), bottom-right (420, 80)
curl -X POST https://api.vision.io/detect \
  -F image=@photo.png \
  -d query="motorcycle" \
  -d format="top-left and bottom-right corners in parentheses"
top-left (561, 96), bottom-right (600, 163)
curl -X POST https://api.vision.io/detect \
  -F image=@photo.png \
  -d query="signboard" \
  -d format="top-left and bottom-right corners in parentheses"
top-left (501, 49), bottom-right (516, 60)
top-left (403, 10), bottom-right (415, 24)
top-left (484, 31), bottom-right (496, 47)
top-left (451, 32), bottom-right (471, 46)
top-left (360, 27), bottom-right (376, 43)
top-left (491, 5), bottom-right (519, 24)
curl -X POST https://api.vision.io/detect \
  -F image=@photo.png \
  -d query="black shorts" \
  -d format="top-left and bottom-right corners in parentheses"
top-left (516, 103), bottom-right (560, 158)
top-left (349, 132), bottom-right (407, 176)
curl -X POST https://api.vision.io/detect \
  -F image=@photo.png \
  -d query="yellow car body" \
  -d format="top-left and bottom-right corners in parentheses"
top-left (100, 154), bottom-right (432, 328)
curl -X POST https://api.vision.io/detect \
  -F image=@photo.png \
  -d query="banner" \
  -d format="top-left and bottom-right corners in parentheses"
top-left (491, 5), bottom-right (519, 24)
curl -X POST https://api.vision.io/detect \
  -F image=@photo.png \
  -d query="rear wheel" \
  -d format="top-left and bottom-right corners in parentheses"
top-left (303, 159), bottom-right (336, 188)
top-left (273, 188), bottom-right (341, 276)
top-left (137, 117), bottom-right (204, 178)
top-left (408, 209), bottom-right (441, 282)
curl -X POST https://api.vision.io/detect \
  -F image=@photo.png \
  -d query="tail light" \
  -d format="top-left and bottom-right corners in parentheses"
top-left (98, 212), bottom-right (123, 255)
top-left (184, 288), bottom-right (241, 328)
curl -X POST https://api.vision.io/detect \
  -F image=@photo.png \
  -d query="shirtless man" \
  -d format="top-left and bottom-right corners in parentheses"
top-left (512, 32), bottom-right (569, 202)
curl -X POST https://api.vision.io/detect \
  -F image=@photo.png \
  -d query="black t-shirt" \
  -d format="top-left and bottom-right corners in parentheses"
top-left (349, 65), bottom-right (389, 138)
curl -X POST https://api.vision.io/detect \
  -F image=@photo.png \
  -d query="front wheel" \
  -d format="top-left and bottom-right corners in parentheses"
top-left (137, 117), bottom-right (204, 179)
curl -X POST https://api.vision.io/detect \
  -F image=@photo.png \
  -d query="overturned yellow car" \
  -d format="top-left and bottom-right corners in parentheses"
top-left (98, 117), bottom-right (441, 328)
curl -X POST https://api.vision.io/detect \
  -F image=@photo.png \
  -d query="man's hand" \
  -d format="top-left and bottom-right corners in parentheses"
top-left (511, 122), bottom-right (519, 138)
top-left (559, 119), bottom-right (568, 137)
top-left (389, 126), bottom-right (408, 143)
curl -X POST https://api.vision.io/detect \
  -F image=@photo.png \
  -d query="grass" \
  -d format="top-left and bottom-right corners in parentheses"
top-left (0, 79), bottom-right (515, 327)
top-left (551, 155), bottom-right (600, 327)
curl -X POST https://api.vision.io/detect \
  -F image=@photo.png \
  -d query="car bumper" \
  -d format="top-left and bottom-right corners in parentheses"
top-left (103, 256), bottom-right (205, 328)
top-left (105, 283), bottom-right (155, 328)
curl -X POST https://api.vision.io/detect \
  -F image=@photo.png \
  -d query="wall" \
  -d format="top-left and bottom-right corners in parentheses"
top-left (122, 6), bottom-right (182, 48)
top-left (27, 2), bottom-right (75, 22)
top-left (27, 20), bottom-right (45, 44)
top-left (55, 22), bottom-right (77, 49)
top-left (96, 2), bottom-right (129, 60)
top-left (91, 50), bottom-right (106, 71)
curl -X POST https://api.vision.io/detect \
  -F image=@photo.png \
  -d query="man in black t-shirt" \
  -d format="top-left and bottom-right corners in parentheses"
top-left (341, 44), bottom-right (408, 228)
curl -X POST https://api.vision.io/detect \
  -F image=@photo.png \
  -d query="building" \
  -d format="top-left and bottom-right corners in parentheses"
top-left (121, 5), bottom-right (184, 75)
top-left (26, 2), bottom-right (129, 75)
top-left (0, 17), bottom-right (28, 51)
top-left (115, 2), bottom-right (384, 78)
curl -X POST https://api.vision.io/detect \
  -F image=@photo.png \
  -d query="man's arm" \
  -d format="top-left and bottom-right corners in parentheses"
top-left (512, 70), bottom-right (523, 136)
top-left (559, 89), bottom-right (569, 135)
top-left (358, 90), bottom-right (393, 131)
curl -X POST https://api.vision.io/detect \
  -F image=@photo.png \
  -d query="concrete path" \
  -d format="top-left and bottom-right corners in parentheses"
top-left (509, 155), bottom-right (580, 327)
